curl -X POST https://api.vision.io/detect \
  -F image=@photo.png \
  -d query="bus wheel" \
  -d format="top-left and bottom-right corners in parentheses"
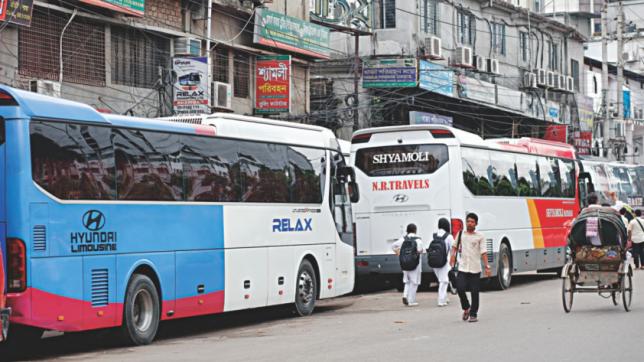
top-left (122, 274), bottom-right (160, 345)
top-left (493, 243), bottom-right (512, 290)
top-left (294, 260), bottom-right (317, 316)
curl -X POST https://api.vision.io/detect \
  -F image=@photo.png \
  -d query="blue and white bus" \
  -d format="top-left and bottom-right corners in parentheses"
top-left (0, 85), bottom-right (356, 345)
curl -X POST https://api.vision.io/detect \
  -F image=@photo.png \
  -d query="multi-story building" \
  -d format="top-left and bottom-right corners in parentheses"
top-left (0, 1), bottom-right (326, 121)
top-left (314, 0), bottom-right (589, 143)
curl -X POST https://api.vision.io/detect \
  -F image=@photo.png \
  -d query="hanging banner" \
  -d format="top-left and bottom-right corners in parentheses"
top-left (310, 0), bottom-right (373, 32)
top-left (543, 124), bottom-right (567, 143)
top-left (458, 76), bottom-right (496, 104)
top-left (362, 58), bottom-right (417, 88)
top-left (255, 55), bottom-right (291, 114)
top-left (173, 57), bottom-right (209, 115)
top-left (80, 0), bottom-right (144, 17)
top-left (0, 0), bottom-right (34, 26)
top-left (254, 8), bottom-right (330, 59)
top-left (575, 95), bottom-right (594, 155)
top-left (418, 60), bottom-right (453, 97)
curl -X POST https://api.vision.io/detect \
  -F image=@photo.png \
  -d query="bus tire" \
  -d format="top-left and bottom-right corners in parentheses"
top-left (294, 260), bottom-right (317, 316)
top-left (121, 274), bottom-right (160, 345)
top-left (493, 243), bottom-right (512, 290)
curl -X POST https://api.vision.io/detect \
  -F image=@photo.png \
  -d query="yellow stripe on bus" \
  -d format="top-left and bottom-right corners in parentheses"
top-left (527, 199), bottom-right (545, 249)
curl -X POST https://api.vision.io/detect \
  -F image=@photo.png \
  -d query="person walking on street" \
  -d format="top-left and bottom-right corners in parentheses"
top-left (392, 224), bottom-right (424, 307)
top-left (627, 209), bottom-right (644, 269)
top-left (429, 218), bottom-right (454, 307)
top-left (449, 213), bottom-right (491, 323)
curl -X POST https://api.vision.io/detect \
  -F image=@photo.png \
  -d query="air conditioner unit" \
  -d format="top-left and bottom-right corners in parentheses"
top-left (30, 80), bottom-right (61, 98)
top-left (523, 72), bottom-right (538, 89)
top-left (566, 76), bottom-right (574, 93)
top-left (211, 81), bottom-right (232, 110)
top-left (537, 68), bottom-right (547, 87)
top-left (557, 74), bottom-right (566, 91)
top-left (474, 55), bottom-right (485, 71)
top-left (424, 36), bottom-right (442, 59)
top-left (454, 46), bottom-right (473, 67)
top-left (174, 37), bottom-right (201, 56)
top-left (623, 51), bottom-right (636, 62)
top-left (486, 58), bottom-right (500, 74)
top-left (547, 71), bottom-right (555, 88)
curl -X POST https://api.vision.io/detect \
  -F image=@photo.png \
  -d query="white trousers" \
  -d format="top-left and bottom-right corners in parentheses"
top-left (403, 283), bottom-right (419, 303)
top-left (438, 281), bottom-right (449, 304)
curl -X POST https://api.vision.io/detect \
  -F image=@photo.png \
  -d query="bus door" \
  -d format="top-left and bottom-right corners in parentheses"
top-left (0, 117), bottom-right (8, 341)
top-left (354, 143), bottom-right (451, 262)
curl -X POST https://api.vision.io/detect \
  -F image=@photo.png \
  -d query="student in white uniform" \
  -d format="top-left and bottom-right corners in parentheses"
top-left (392, 224), bottom-right (424, 307)
top-left (433, 218), bottom-right (454, 307)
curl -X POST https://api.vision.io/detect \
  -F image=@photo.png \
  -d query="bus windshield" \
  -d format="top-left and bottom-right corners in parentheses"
top-left (354, 144), bottom-right (448, 177)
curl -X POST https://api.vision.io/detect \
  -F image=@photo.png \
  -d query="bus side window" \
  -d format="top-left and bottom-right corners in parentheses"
top-left (461, 148), bottom-right (493, 196)
top-left (330, 151), bottom-right (353, 245)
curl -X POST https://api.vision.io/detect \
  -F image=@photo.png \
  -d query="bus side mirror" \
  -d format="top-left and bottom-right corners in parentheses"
top-left (337, 166), bottom-right (356, 183)
top-left (349, 181), bottom-right (360, 203)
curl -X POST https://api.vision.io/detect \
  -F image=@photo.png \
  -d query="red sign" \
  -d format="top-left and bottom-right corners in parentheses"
top-left (573, 131), bottom-right (592, 155)
top-left (371, 179), bottom-right (430, 191)
top-left (0, 0), bottom-right (7, 22)
top-left (543, 125), bottom-right (568, 143)
top-left (255, 55), bottom-right (290, 114)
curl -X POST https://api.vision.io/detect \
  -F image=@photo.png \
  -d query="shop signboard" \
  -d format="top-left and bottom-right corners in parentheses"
top-left (362, 58), bottom-right (417, 88)
top-left (254, 8), bottom-right (330, 59)
top-left (418, 60), bottom-right (453, 97)
top-left (310, 0), bottom-right (372, 32)
top-left (0, 0), bottom-right (34, 26)
top-left (173, 57), bottom-right (209, 114)
top-left (81, 0), bottom-right (144, 16)
top-left (409, 111), bottom-right (452, 126)
top-left (255, 55), bottom-right (291, 114)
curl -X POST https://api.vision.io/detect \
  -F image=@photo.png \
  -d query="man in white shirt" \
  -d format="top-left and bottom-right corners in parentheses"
top-left (392, 224), bottom-right (424, 307)
top-left (450, 213), bottom-right (491, 323)
top-left (627, 209), bottom-right (644, 269)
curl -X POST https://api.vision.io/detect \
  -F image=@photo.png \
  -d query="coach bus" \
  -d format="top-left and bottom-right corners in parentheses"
top-left (579, 158), bottom-right (644, 209)
top-left (350, 125), bottom-right (581, 289)
top-left (0, 85), bottom-right (356, 345)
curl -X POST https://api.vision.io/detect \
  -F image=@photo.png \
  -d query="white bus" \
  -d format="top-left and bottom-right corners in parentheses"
top-left (2, 82), bottom-right (357, 346)
top-left (580, 159), bottom-right (644, 209)
top-left (350, 125), bottom-right (581, 289)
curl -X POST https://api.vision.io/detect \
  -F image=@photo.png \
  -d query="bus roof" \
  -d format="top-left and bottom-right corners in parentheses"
top-left (0, 85), bottom-right (340, 150)
top-left (352, 124), bottom-right (576, 159)
top-left (161, 113), bottom-right (340, 150)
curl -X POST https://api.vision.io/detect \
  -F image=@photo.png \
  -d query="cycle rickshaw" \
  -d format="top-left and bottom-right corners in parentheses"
top-left (562, 207), bottom-right (633, 312)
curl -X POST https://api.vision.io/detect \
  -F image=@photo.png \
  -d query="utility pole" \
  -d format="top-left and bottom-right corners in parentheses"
top-left (601, 0), bottom-right (610, 157)
top-left (616, 1), bottom-right (625, 160)
top-left (353, 33), bottom-right (360, 131)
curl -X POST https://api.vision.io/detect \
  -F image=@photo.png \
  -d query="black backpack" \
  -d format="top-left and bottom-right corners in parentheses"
top-left (399, 236), bottom-right (420, 271)
top-left (427, 232), bottom-right (448, 268)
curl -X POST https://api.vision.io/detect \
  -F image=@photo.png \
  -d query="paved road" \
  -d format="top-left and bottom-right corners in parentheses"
top-left (3, 271), bottom-right (643, 361)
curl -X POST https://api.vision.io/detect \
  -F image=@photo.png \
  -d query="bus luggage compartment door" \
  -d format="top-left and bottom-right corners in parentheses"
top-left (370, 208), bottom-right (450, 270)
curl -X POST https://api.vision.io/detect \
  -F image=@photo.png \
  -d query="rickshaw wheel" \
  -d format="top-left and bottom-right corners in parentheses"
top-left (622, 273), bottom-right (632, 312)
top-left (562, 273), bottom-right (574, 313)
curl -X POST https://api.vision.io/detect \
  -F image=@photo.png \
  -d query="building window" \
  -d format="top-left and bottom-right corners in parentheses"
top-left (520, 31), bottom-right (529, 62)
top-left (233, 51), bottom-right (250, 98)
top-left (111, 27), bottom-right (170, 88)
top-left (19, 8), bottom-right (105, 86)
top-left (534, 0), bottom-right (541, 12)
top-left (212, 47), bottom-right (229, 84)
top-left (457, 11), bottom-right (475, 45)
top-left (549, 42), bottom-right (559, 71)
top-left (421, 0), bottom-right (439, 35)
top-left (492, 22), bottom-right (506, 56)
top-left (375, 0), bottom-right (396, 29)
top-left (571, 59), bottom-right (580, 92)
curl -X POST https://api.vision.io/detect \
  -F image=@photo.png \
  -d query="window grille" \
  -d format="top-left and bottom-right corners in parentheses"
top-left (233, 52), bottom-right (250, 98)
top-left (111, 27), bottom-right (170, 88)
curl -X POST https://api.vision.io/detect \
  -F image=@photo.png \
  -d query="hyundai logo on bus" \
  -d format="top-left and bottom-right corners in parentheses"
top-left (70, 210), bottom-right (118, 253)
top-left (393, 194), bottom-right (409, 203)
top-left (272, 218), bottom-right (313, 232)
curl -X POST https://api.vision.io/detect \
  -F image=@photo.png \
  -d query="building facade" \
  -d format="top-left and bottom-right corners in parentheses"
top-left (0, 0), bottom-right (324, 121)
top-left (314, 0), bottom-right (589, 143)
